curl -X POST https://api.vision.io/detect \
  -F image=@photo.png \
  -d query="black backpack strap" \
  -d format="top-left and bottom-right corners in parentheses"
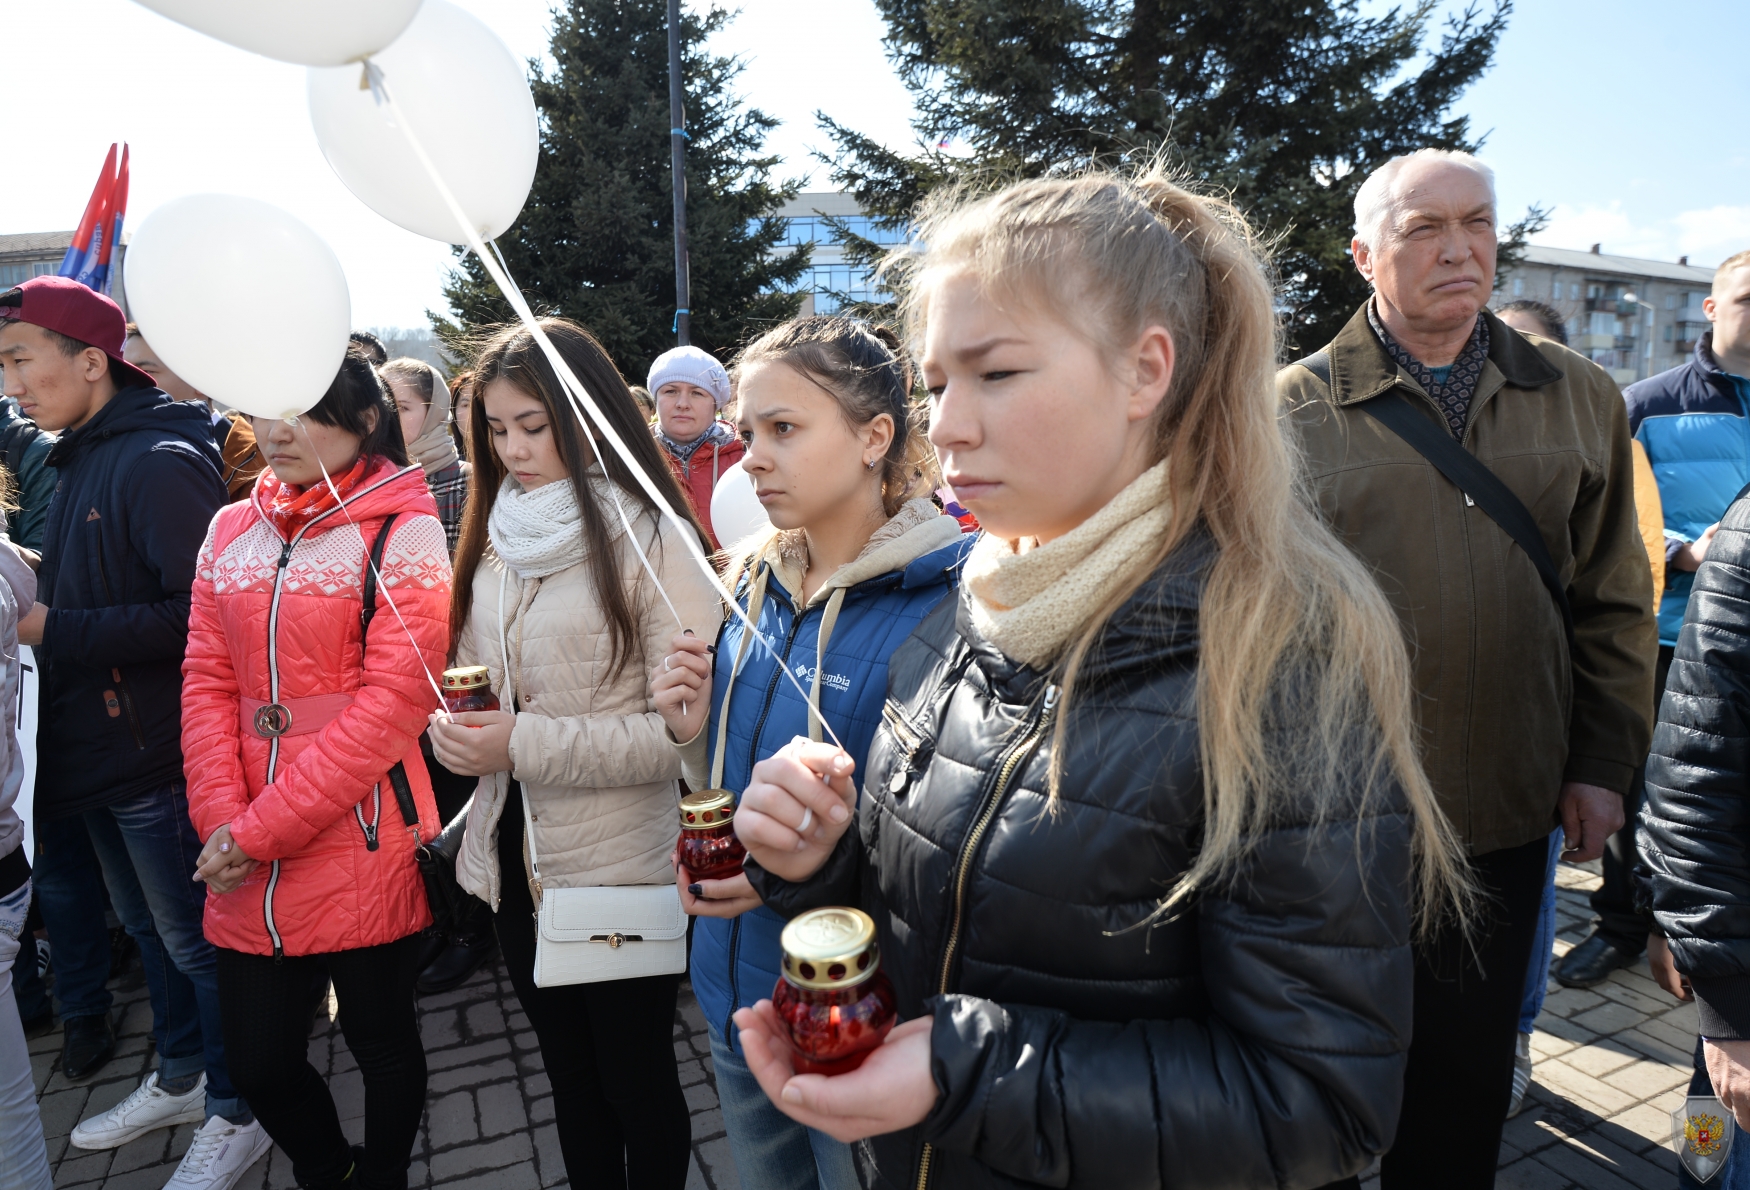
top-left (1359, 390), bottom-right (1575, 650)
top-left (359, 513), bottom-right (421, 831)
top-left (360, 512), bottom-right (400, 637)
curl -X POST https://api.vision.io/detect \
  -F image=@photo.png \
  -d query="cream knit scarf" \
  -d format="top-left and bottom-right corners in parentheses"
top-left (489, 474), bottom-right (602, 580)
top-left (964, 460), bottom-right (1172, 669)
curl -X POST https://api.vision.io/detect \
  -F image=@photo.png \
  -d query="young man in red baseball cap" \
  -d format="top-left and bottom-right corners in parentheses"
top-left (0, 277), bottom-right (268, 1188)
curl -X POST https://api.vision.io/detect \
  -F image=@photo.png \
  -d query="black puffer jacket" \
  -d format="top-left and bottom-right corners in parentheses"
top-left (749, 533), bottom-right (1417, 1190)
top-left (1639, 487), bottom-right (1750, 1041)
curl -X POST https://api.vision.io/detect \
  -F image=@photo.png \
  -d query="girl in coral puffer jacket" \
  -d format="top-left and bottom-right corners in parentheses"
top-left (182, 348), bottom-right (451, 1190)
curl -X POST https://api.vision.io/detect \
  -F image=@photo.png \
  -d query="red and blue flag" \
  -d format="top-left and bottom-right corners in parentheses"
top-left (58, 144), bottom-right (130, 296)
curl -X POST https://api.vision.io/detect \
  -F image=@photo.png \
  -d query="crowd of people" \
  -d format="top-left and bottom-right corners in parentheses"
top-left (0, 146), bottom-right (1746, 1190)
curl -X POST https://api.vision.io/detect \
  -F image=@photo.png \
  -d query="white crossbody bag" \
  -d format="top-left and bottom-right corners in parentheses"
top-left (498, 568), bottom-right (688, 988)
top-left (523, 793), bottom-right (687, 987)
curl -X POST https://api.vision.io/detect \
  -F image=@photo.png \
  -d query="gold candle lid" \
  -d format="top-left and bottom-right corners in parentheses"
top-left (780, 907), bottom-right (880, 991)
top-left (442, 665), bottom-right (491, 691)
top-left (679, 788), bottom-right (736, 826)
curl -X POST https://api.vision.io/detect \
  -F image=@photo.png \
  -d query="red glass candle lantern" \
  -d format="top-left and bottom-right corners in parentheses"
top-left (677, 788), bottom-right (746, 881)
top-left (772, 907), bottom-right (897, 1076)
top-left (441, 666), bottom-right (500, 716)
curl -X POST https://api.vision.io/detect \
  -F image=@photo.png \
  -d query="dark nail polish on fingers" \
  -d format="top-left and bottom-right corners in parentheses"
top-left (688, 884), bottom-right (703, 897)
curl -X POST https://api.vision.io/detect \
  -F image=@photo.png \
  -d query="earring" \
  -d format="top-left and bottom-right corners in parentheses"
top-left (865, 458), bottom-right (878, 470)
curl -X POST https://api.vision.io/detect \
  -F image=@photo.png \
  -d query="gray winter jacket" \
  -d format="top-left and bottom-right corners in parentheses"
top-left (0, 534), bottom-right (36, 872)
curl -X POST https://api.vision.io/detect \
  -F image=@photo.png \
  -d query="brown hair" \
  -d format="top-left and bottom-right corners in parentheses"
top-left (1497, 299), bottom-right (1568, 346)
top-left (893, 166), bottom-right (1473, 936)
top-left (380, 357), bottom-right (443, 407)
top-left (449, 319), bottom-right (706, 680)
top-left (732, 315), bottom-right (934, 517)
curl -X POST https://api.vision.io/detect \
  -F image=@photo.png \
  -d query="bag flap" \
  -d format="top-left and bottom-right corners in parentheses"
top-left (539, 884), bottom-right (687, 943)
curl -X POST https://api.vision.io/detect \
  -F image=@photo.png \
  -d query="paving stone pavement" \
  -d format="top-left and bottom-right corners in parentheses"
top-left (33, 960), bottom-right (737, 1190)
top-left (33, 860), bottom-right (1700, 1189)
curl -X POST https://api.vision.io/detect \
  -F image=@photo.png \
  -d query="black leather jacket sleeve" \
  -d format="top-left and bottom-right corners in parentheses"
top-left (921, 803), bottom-right (1414, 1188)
top-left (1641, 497), bottom-right (1750, 1039)
top-left (745, 824), bottom-right (863, 918)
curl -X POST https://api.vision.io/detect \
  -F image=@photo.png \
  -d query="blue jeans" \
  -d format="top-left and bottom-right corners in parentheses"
top-left (1684, 1038), bottom-right (1750, 1189)
top-left (31, 786), bottom-right (248, 1123)
top-left (708, 1023), bottom-right (859, 1190)
top-left (1518, 827), bottom-right (1564, 1034)
top-left (0, 877), bottom-right (52, 1190)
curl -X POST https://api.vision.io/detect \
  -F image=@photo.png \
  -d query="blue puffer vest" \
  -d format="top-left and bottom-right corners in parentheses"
top-left (690, 512), bottom-right (971, 1047)
top-left (1626, 332), bottom-right (1750, 645)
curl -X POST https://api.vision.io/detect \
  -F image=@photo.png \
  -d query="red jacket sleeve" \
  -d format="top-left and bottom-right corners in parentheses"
top-left (181, 514), bottom-right (252, 843)
top-left (229, 516), bottom-right (451, 861)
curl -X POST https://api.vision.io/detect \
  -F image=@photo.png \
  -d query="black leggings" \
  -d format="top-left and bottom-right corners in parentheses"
top-left (495, 784), bottom-right (691, 1189)
top-left (216, 935), bottom-right (427, 1190)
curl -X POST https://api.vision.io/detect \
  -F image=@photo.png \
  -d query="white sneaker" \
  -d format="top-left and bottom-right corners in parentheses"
top-left (164, 1115), bottom-right (273, 1190)
top-left (1507, 1030), bottom-right (1535, 1117)
top-left (70, 1071), bottom-right (207, 1150)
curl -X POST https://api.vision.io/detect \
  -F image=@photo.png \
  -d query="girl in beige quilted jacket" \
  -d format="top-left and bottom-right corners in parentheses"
top-left (427, 318), bottom-right (720, 1189)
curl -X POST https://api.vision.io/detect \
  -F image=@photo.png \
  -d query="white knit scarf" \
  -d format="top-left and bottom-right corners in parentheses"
top-left (964, 460), bottom-right (1173, 669)
top-left (488, 475), bottom-right (592, 580)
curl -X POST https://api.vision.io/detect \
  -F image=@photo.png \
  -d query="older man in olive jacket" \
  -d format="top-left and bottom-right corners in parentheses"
top-left (1282, 149), bottom-right (1657, 1190)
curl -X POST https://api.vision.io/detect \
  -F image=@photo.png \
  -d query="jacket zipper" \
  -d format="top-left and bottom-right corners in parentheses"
top-left (90, 523), bottom-right (147, 750)
top-left (354, 783), bottom-right (382, 851)
top-left (262, 537), bottom-right (295, 959)
top-left (263, 860), bottom-right (284, 958)
top-left (915, 683), bottom-right (1059, 1190)
top-left (725, 576), bottom-right (810, 1047)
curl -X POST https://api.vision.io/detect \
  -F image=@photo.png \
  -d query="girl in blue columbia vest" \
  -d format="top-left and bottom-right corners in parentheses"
top-left (653, 316), bottom-right (971, 1190)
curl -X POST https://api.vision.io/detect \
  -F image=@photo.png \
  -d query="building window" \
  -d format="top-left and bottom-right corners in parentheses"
top-left (1570, 283), bottom-right (1580, 300)
top-left (1512, 276), bottom-right (1523, 296)
top-left (0, 262), bottom-right (55, 286)
top-left (768, 214), bottom-right (906, 249)
top-left (1666, 294), bottom-right (1677, 309)
top-left (1551, 277), bottom-right (1562, 300)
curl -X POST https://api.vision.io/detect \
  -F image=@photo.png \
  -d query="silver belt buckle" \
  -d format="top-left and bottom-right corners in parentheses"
top-left (254, 703), bottom-right (292, 738)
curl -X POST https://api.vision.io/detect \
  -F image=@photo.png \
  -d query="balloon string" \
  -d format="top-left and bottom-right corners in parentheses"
top-left (291, 419), bottom-right (450, 718)
top-left (488, 240), bottom-right (685, 633)
top-left (363, 61), bottom-right (845, 756)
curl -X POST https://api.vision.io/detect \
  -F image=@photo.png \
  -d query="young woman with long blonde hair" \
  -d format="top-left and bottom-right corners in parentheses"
top-left (728, 169), bottom-right (1473, 1188)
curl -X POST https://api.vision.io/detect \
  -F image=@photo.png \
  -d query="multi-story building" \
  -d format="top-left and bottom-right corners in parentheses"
top-left (772, 191), bottom-right (905, 315)
top-left (0, 230), bottom-right (132, 317)
top-left (1495, 244), bottom-right (1717, 385)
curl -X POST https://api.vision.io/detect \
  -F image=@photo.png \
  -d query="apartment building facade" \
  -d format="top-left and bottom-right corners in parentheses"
top-left (1495, 244), bottom-right (1718, 385)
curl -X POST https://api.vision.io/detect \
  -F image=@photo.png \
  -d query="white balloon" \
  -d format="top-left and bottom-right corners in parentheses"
top-left (124, 195), bottom-right (351, 422)
top-left (307, 0), bottom-right (539, 244)
top-left (710, 463), bottom-right (772, 548)
top-left (132, 0), bottom-right (423, 67)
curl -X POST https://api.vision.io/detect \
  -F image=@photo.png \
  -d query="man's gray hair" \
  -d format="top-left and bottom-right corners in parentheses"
top-left (1353, 149), bottom-right (1496, 248)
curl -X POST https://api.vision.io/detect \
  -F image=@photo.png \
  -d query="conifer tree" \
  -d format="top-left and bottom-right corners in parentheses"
top-left (438, 0), bottom-right (808, 372)
top-left (822, 0), bottom-right (1543, 354)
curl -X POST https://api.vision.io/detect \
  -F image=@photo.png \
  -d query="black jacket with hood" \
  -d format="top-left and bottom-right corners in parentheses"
top-left (748, 531), bottom-right (1417, 1190)
top-left (35, 385), bottom-right (226, 817)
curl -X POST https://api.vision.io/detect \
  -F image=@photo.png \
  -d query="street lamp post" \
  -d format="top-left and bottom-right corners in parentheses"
top-left (667, 0), bottom-right (689, 347)
top-left (1621, 291), bottom-right (1657, 381)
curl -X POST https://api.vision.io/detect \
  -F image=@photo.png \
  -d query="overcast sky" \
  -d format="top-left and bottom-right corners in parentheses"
top-left (3, 0), bottom-right (1744, 330)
